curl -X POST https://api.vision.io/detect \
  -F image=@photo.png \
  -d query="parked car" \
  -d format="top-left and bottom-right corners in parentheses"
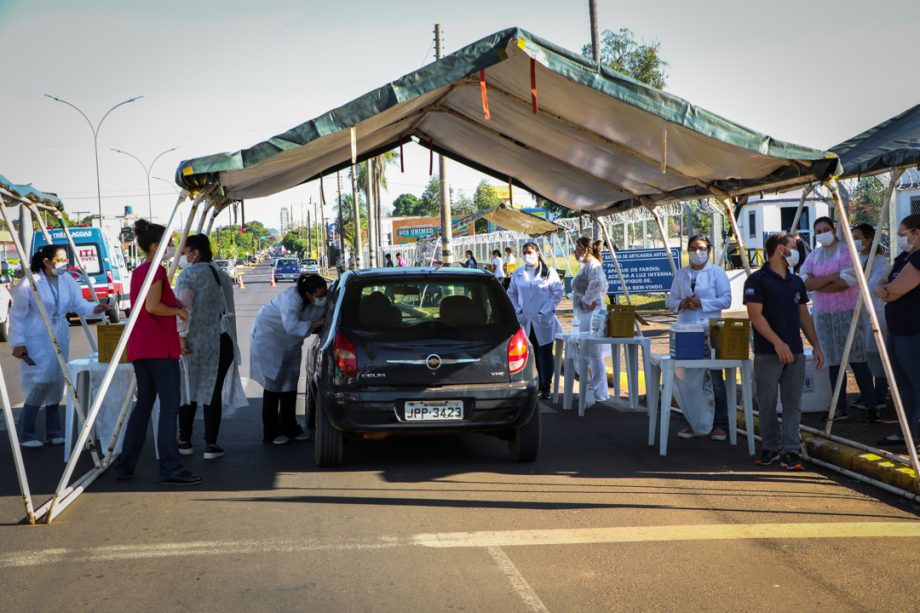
top-left (235, 257), bottom-right (246, 266)
top-left (273, 257), bottom-right (301, 282)
top-left (214, 259), bottom-right (236, 278)
top-left (307, 267), bottom-right (539, 467)
top-left (31, 227), bottom-right (130, 323)
top-left (301, 258), bottom-right (320, 274)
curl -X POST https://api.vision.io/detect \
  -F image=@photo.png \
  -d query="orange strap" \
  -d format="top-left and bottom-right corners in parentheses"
top-left (530, 58), bottom-right (538, 114)
top-left (479, 69), bottom-right (491, 120)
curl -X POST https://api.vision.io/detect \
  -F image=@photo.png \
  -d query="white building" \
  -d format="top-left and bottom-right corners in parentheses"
top-left (895, 169), bottom-right (920, 222)
top-left (737, 190), bottom-right (830, 251)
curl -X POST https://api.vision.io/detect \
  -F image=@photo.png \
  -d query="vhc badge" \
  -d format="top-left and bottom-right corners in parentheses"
top-left (426, 354), bottom-right (442, 370)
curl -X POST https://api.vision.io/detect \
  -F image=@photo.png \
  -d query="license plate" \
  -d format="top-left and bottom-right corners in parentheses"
top-left (404, 400), bottom-right (464, 421)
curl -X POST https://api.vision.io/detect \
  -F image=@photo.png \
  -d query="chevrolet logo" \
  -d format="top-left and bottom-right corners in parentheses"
top-left (426, 354), bottom-right (442, 370)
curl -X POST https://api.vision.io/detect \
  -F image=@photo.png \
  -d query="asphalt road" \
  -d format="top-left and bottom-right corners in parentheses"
top-left (1, 261), bottom-right (919, 612)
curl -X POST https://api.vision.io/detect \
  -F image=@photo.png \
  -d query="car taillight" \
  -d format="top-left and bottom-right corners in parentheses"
top-left (508, 328), bottom-right (528, 375)
top-left (334, 333), bottom-right (358, 379)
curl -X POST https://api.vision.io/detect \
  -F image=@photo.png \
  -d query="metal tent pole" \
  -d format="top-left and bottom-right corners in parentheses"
top-left (721, 198), bottom-right (752, 276)
top-left (167, 190), bottom-right (197, 282)
top-left (649, 206), bottom-right (679, 276)
top-left (824, 169), bottom-right (906, 432)
top-left (788, 184), bottom-right (814, 235)
top-left (824, 179), bottom-right (919, 481)
top-left (43, 190), bottom-right (194, 523)
top-left (0, 203), bottom-right (102, 467)
top-left (596, 215), bottom-right (632, 305)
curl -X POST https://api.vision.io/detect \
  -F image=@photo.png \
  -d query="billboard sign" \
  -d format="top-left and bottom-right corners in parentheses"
top-left (602, 247), bottom-right (680, 294)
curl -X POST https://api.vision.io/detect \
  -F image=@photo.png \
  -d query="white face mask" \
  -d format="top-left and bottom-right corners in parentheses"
top-left (853, 239), bottom-right (864, 252)
top-left (52, 262), bottom-right (68, 275)
top-left (785, 249), bottom-right (800, 268)
top-left (815, 230), bottom-right (835, 247)
top-left (523, 253), bottom-right (539, 267)
top-left (178, 255), bottom-right (190, 269)
top-left (165, 246), bottom-right (176, 259)
top-left (313, 296), bottom-right (327, 307)
top-left (897, 234), bottom-right (913, 253)
top-left (689, 250), bottom-right (708, 266)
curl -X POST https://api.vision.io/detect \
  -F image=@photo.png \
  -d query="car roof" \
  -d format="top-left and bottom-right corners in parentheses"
top-left (344, 266), bottom-right (491, 281)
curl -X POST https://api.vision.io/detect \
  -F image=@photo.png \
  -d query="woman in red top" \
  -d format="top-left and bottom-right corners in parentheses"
top-left (114, 219), bottom-right (201, 485)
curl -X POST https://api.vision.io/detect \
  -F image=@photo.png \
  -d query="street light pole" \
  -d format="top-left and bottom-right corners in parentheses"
top-left (111, 146), bottom-right (178, 221)
top-left (45, 94), bottom-right (142, 225)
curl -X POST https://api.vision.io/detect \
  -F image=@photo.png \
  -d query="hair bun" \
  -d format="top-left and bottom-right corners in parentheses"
top-left (133, 219), bottom-right (150, 235)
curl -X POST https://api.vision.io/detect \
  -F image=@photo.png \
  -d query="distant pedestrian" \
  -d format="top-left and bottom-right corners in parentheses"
top-left (745, 232), bottom-right (824, 471)
top-left (464, 250), bottom-right (478, 269)
top-left (503, 247), bottom-right (517, 289)
top-left (875, 214), bottom-right (920, 449)
top-left (384, 253), bottom-right (394, 267)
top-left (490, 250), bottom-right (505, 282)
top-left (508, 242), bottom-right (563, 400)
top-left (396, 252), bottom-right (407, 267)
top-left (571, 237), bottom-right (609, 405)
top-left (115, 219), bottom-right (201, 485)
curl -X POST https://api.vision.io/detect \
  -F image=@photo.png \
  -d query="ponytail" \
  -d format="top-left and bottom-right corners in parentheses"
top-left (134, 218), bottom-right (167, 254)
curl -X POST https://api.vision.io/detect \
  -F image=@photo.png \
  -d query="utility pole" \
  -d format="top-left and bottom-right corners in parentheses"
top-left (307, 209), bottom-right (312, 257)
top-left (589, 0), bottom-right (601, 242)
top-left (434, 23), bottom-right (453, 265)
top-left (350, 163), bottom-right (363, 269)
top-left (336, 171), bottom-right (346, 266)
top-left (366, 159), bottom-right (378, 267)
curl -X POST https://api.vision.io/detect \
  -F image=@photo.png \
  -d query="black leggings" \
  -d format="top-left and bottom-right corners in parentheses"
top-left (262, 390), bottom-right (301, 441)
top-left (179, 333), bottom-right (234, 445)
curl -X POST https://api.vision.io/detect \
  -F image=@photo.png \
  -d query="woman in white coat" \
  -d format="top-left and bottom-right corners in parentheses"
top-left (11, 245), bottom-right (105, 447)
top-left (508, 242), bottom-right (563, 399)
top-left (251, 273), bottom-right (328, 444)
top-left (571, 237), bottom-right (609, 404)
top-left (665, 235), bottom-right (732, 440)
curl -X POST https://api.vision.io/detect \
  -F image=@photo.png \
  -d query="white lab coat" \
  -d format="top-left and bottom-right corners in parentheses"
top-left (665, 263), bottom-right (732, 325)
top-left (508, 264), bottom-right (563, 347)
top-left (862, 253), bottom-right (890, 352)
top-left (10, 271), bottom-right (98, 406)
top-left (571, 258), bottom-right (610, 403)
top-left (249, 287), bottom-right (324, 392)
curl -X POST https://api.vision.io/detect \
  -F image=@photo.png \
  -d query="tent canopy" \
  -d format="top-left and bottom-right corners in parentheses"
top-left (832, 104), bottom-right (920, 179)
top-left (442, 205), bottom-right (563, 237)
top-left (176, 27), bottom-right (839, 213)
top-left (0, 174), bottom-right (63, 209)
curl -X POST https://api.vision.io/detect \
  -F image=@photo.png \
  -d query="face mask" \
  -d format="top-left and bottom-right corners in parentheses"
top-left (897, 234), bottom-right (913, 253)
top-left (853, 239), bottom-right (864, 252)
top-left (785, 250), bottom-right (800, 268)
top-left (689, 250), bottom-right (708, 266)
top-left (815, 231), bottom-right (835, 247)
top-left (313, 296), bottom-right (327, 307)
top-left (165, 246), bottom-right (176, 259)
top-left (523, 253), bottom-right (539, 267)
top-left (53, 262), bottom-right (68, 275)
top-left (178, 255), bottom-right (190, 269)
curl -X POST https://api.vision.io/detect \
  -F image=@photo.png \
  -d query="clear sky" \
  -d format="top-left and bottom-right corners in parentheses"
top-left (1, 0), bottom-right (917, 230)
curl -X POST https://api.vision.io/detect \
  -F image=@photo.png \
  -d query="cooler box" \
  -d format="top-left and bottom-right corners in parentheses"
top-left (709, 318), bottom-right (751, 360)
top-left (669, 324), bottom-right (706, 359)
top-left (96, 323), bottom-right (128, 364)
top-left (607, 305), bottom-right (636, 338)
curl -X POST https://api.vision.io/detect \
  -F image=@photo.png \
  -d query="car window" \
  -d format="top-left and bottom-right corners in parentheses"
top-left (342, 277), bottom-right (510, 331)
top-left (277, 258), bottom-right (298, 267)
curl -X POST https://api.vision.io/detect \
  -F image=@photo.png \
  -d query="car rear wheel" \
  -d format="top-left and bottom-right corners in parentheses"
top-left (509, 409), bottom-right (541, 462)
top-left (107, 306), bottom-right (121, 324)
top-left (314, 396), bottom-right (343, 467)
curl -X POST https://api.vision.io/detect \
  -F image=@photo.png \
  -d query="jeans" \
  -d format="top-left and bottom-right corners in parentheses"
top-left (262, 390), bottom-right (300, 441)
top-left (828, 362), bottom-right (875, 414)
top-left (179, 333), bottom-right (234, 445)
top-left (754, 353), bottom-right (805, 454)
top-left (887, 333), bottom-right (920, 440)
top-left (116, 358), bottom-right (184, 479)
top-left (19, 404), bottom-right (62, 442)
top-left (710, 369), bottom-right (728, 429)
top-left (529, 329), bottom-right (554, 394)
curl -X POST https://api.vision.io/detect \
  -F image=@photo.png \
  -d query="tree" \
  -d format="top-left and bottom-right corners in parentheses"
top-left (582, 28), bottom-right (668, 89)
top-left (417, 176), bottom-right (442, 217)
top-left (847, 176), bottom-right (886, 226)
top-left (392, 193), bottom-right (421, 217)
top-left (452, 189), bottom-right (475, 215)
top-left (472, 180), bottom-right (501, 211)
top-left (536, 197), bottom-right (580, 219)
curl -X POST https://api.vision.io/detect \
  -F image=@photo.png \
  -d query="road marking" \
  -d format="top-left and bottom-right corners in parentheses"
top-left (413, 521), bottom-right (920, 548)
top-left (3, 521), bottom-right (920, 569)
top-left (487, 546), bottom-right (550, 613)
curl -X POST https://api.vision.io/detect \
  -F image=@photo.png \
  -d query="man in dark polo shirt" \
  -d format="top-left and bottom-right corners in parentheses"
top-left (744, 232), bottom-right (825, 470)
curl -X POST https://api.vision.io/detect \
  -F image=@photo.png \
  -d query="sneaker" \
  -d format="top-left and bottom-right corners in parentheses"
top-left (877, 435), bottom-right (905, 447)
top-left (866, 409), bottom-right (880, 423)
top-left (20, 439), bottom-right (43, 448)
top-left (47, 436), bottom-right (65, 446)
top-left (677, 427), bottom-right (705, 439)
top-left (780, 452), bottom-right (804, 471)
top-left (754, 449), bottom-right (781, 466)
top-left (850, 398), bottom-right (867, 411)
top-left (177, 440), bottom-right (194, 456)
top-left (538, 391), bottom-right (551, 400)
top-left (710, 427), bottom-right (728, 442)
top-left (294, 430), bottom-right (312, 441)
top-left (160, 470), bottom-right (202, 486)
top-left (203, 444), bottom-right (224, 460)
top-left (272, 435), bottom-right (290, 445)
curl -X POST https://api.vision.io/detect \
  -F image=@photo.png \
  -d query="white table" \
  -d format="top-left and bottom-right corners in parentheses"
top-left (556, 332), bottom-right (651, 416)
top-left (646, 354), bottom-right (755, 456)
top-left (64, 357), bottom-right (137, 462)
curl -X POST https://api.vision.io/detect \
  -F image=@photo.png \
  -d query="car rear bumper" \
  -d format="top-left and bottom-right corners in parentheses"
top-left (318, 380), bottom-right (539, 433)
top-left (275, 271), bottom-right (300, 280)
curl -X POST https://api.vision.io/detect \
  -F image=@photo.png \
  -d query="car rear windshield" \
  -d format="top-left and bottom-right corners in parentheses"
top-left (277, 259), bottom-right (298, 267)
top-left (341, 276), bottom-right (515, 331)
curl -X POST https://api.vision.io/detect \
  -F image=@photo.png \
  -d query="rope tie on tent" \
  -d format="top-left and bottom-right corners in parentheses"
top-left (429, 139), bottom-right (434, 175)
top-left (530, 59), bottom-right (538, 114)
top-left (400, 139), bottom-right (405, 172)
top-left (479, 69), bottom-right (491, 120)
